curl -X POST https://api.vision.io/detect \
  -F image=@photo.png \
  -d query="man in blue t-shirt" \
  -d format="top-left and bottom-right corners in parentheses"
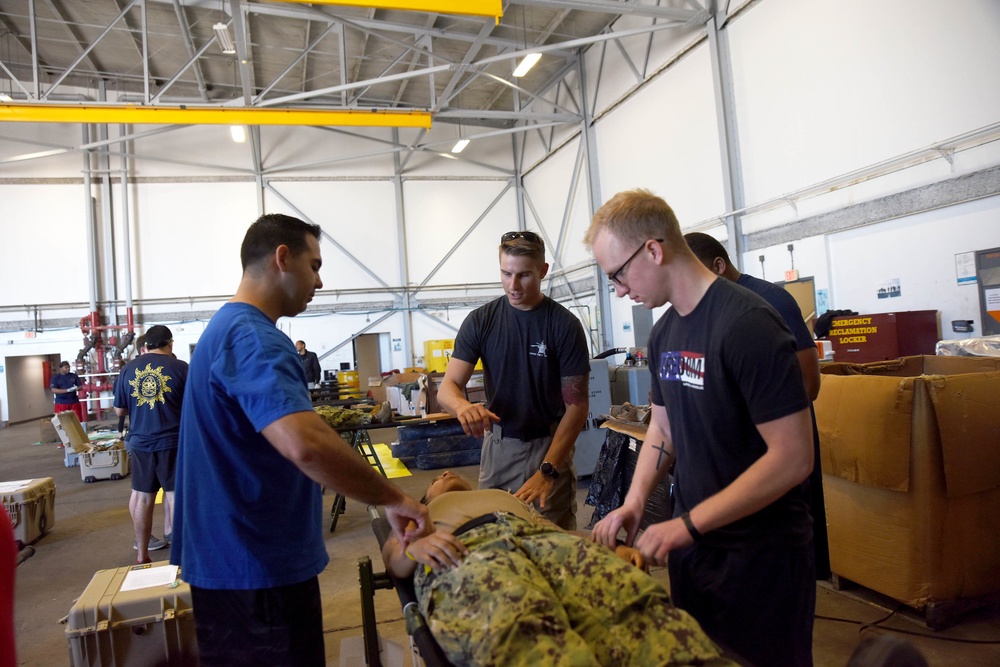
top-left (588, 190), bottom-right (816, 667)
top-left (437, 230), bottom-right (590, 530)
top-left (114, 325), bottom-right (188, 564)
top-left (171, 213), bottom-right (428, 667)
top-left (50, 361), bottom-right (87, 427)
top-left (685, 232), bottom-right (830, 580)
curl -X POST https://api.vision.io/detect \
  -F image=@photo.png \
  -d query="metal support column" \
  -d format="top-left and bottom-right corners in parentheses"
top-left (82, 125), bottom-right (98, 314)
top-left (513, 133), bottom-right (527, 231)
top-left (706, 2), bottom-right (747, 269)
top-left (97, 81), bottom-right (117, 305)
top-left (577, 53), bottom-right (612, 352)
top-left (392, 128), bottom-right (414, 367)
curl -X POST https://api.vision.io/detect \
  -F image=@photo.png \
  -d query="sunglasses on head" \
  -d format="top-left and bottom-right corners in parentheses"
top-left (500, 231), bottom-right (543, 246)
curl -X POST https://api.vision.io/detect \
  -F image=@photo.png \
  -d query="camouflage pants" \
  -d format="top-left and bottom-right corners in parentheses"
top-left (415, 515), bottom-right (733, 667)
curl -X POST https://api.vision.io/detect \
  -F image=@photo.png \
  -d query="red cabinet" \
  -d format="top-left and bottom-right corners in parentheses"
top-left (824, 310), bottom-right (939, 363)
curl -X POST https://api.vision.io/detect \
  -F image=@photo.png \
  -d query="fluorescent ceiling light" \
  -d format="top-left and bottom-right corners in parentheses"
top-left (512, 53), bottom-right (541, 78)
top-left (214, 23), bottom-right (236, 55)
top-left (451, 138), bottom-right (470, 154)
top-left (230, 125), bottom-right (246, 143)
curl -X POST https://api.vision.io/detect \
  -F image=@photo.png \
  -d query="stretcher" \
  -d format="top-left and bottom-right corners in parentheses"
top-left (358, 505), bottom-right (454, 667)
top-left (358, 505), bottom-right (752, 667)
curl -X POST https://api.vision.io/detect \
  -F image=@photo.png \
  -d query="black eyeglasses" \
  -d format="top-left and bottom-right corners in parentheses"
top-left (501, 231), bottom-right (543, 246)
top-left (609, 239), bottom-right (663, 286)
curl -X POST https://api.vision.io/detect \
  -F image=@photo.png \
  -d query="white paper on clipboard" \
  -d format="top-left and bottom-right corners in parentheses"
top-left (120, 564), bottom-right (179, 592)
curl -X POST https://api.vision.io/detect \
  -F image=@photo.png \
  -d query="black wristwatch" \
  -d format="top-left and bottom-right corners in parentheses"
top-left (539, 461), bottom-right (560, 479)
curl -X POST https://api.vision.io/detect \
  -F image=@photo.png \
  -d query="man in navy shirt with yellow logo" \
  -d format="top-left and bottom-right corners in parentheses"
top-left (114, 325), bottom-right (188, 564)
top-left (50, 360), bottom-right (87, 428)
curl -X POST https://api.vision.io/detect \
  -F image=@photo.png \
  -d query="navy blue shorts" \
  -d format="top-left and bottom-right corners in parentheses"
top-left (191, 577), bottom-right (325, 667)
top-left (129, 448), bottom-right (177, 494)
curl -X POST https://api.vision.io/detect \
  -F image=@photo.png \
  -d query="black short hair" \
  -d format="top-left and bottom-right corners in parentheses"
top-left (59, 361), bottom-right (71, 368)
top-left (684, 232), bottom-right (731, 267)
top-left (144, 325), bottom-right (173, 350)
top-left (240, 213), bottom-right (321, 272)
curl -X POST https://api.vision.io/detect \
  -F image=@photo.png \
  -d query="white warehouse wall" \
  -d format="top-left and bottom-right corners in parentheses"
top-left (577, 0), bottom-right (1000, 348)
top-left (2, 0), bottom-right (1000, 421)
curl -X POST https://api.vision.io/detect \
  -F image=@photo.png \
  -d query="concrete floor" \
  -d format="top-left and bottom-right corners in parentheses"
top-left (6, 417), bottom-right (1000, 666)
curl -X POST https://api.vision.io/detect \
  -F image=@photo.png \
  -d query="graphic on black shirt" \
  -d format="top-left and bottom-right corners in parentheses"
top-left (657, 350), bottom-right (705, 390)
top-left (530, 340), bottom-right (548, 358)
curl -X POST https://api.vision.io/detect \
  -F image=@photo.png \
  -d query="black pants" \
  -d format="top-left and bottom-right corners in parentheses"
top-left (191, 577), bottom-right (325, 667)
top-left (669, 540), bottom-right (816, 667)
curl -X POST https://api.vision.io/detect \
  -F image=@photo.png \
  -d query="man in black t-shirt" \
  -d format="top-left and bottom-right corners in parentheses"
top-left (587, 190), bottom-right (816, 667)
top-left (437, 231), bottom-right (590, 530)
top-left (685, 231), bottom-right (831, 580)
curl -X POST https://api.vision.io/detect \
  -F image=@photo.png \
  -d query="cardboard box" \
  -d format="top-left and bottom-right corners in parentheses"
top-left (423, 372), bottom-right (485, 415)
top-left (40, 418), bottom-right (62, 444)
top-left (387, 383), bottom-right (427, 417)
top-left (815, 355), bottom-right (1000, 607)
top-left (368, 371), bottom-right (422, 405)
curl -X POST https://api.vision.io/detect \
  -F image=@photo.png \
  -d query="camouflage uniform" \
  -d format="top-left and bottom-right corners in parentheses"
top-left (415, 513), bottom-right (734, 666)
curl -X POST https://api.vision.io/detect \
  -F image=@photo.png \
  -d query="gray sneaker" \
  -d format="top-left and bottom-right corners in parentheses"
top-left (133, 535), bottom-right (169, 551)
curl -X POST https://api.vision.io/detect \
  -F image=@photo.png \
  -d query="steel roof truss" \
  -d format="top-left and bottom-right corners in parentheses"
top-left (253, 21), bottom-right (338, 104)
top-left (167, 0), bottom-right (209, 102)
top-left (412, 180), bottom-right (513, 294)
top-left (265, 180), bottom-right (402, 296)
top-left (41, 0), bottom-right (138, 100)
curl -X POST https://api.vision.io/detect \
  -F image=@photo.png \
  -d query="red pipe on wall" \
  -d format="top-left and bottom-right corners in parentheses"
top-left (76, 307), bottom-right (136, 421)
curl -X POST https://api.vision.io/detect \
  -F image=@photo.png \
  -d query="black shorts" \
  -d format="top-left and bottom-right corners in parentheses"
top-left (130, 448), bottom-right (177, 494)
top-left (669, 539), bottom-right (816, 667)
top-left (191, 577), bottom-right (325, 667)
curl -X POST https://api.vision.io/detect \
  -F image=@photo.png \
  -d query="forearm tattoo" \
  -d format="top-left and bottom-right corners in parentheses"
top-left (561, 374), bottom-right (588, 406)
top-left (652, 439), bottom-right (672, 471)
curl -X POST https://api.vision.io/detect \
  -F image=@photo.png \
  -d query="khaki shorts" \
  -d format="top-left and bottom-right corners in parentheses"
top-left (478, 423), bottom-right (577, 530)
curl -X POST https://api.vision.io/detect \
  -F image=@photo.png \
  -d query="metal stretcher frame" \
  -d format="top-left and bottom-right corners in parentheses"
top-left (358, 509), bottom-right (751, 667)
top-left (358, 505), bottom-right (455, 667)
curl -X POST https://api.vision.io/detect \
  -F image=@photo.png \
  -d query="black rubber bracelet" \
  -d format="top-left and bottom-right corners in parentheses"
top-left (681, 511), bottom-right (703, 541)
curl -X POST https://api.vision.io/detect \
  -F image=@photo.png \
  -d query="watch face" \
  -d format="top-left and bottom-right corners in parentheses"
top-left (540, 462), bottom-right (558, 478)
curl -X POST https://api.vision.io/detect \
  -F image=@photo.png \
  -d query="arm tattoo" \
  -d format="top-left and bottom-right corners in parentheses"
top-left (652, 439), bottom-right (672, 471)
top-left (561, 374), bottom-right (588, 406)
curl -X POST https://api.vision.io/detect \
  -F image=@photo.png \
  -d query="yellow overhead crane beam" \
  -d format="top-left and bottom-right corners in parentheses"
top-left (272, 0), bottom-right (503, 23)
top-left (0, 104), bottom-right (432, 128)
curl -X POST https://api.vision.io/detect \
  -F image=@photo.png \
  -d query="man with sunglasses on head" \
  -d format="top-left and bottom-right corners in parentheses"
top-left (586, 190), bottom-right (816, 667)
top-left (437, 230), bottom-right (590, 530)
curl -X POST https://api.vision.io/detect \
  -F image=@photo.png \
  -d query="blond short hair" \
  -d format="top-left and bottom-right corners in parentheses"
top-left (585, 188), bottom-right (685, 251)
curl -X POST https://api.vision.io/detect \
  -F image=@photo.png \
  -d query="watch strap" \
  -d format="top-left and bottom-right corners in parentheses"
top-left (681, 511), bottom-right (703, 541)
